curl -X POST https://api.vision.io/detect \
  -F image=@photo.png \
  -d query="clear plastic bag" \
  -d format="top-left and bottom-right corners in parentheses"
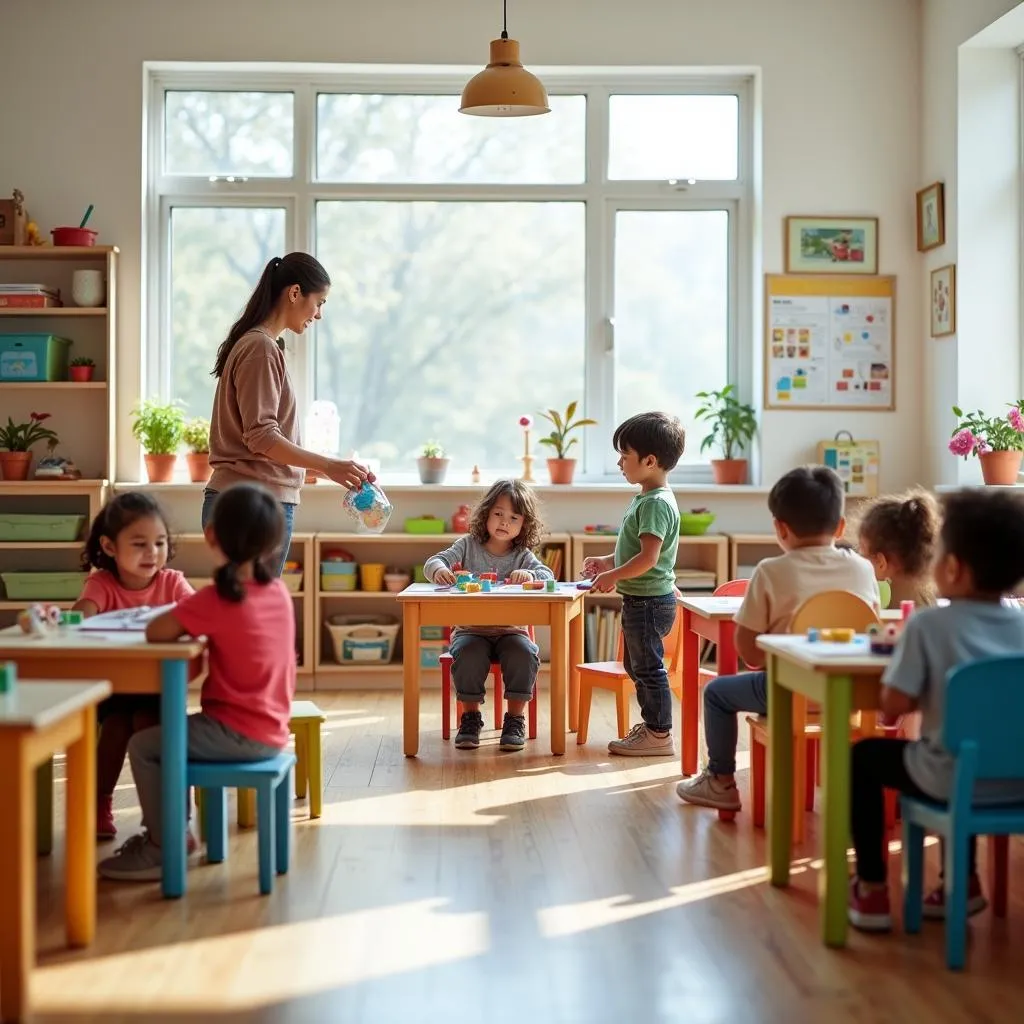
top-left (341, 481), bottom-right (393, 534)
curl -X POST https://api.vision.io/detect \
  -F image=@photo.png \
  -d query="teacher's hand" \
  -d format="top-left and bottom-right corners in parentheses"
top-left (324, 459), bottom-right (374, 490)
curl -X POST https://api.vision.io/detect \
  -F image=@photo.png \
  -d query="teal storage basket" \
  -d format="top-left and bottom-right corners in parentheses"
top-left (0, 334), bottom-right (72, 382)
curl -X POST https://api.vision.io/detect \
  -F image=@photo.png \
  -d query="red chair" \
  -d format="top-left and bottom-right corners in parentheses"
top-left (440, 626), bottom-right (539, 740)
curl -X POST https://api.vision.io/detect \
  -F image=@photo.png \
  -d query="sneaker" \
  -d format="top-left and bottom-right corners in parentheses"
top-left (97, 795), bottom-right (117, 840)
top-left (923, 874), bottom-right (987, 920)
top-left (498, 712), bottom-right (527, 752)
top-left (847, 876), bottom-right (893, 932)
top-left (607, 723), bottom-right (675, 757)
top-left (98, 832), bottom-right (164, 882)
top-left (454, 710), bottom-right (484, 750)
top-left (676, 769), bottom-right (741, 811)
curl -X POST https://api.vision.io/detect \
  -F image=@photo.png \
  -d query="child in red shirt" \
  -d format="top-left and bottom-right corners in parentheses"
top-left (98, 482), bottom-right (296, 882)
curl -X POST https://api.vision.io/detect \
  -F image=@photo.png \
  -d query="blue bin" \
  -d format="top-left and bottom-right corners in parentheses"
top-left (0, 334), bottom-right (72, 382)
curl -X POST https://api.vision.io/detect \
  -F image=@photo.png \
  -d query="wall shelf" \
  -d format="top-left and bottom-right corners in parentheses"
top-left (0, 307), bottom-right (108, 317)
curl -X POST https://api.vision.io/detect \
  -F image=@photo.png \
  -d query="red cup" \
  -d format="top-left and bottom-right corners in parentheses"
top-left (51, 226), bottom-right (98, 246)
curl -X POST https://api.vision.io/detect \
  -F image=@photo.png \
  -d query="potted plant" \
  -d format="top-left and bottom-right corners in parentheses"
top-left (538, 401), bottom-right (597, 485)
top-left (182, 416), bottom-right (212, 483)
top-left (949, 403), bottom-right (1024, 485)
top-left (131, 397), bottom-right (185, 483)
top-left (417, 440), bottom-right (450, 484)
top-left (694, 385), bottom-right (758, 485)
top-left (0, 412), bottom-right (59, 480)
top-left (69, 356), bottom-right (95, 383)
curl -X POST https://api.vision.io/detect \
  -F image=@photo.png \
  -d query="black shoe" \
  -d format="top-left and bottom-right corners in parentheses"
top-left (498, 712), bottom-right (527, 752)
top-left (455, 711), bottom-right (484, 749)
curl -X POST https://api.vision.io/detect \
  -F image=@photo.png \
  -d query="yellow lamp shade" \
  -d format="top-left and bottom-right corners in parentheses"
top-left (459, 38), bottom-right (550, 117)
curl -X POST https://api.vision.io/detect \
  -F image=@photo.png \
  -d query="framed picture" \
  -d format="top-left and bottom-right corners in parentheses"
top-left (930, 263), bottom-right (955, 337)
top-left (784, 216), bottom-right (879, 275)
top-left (916, 182), bottom-right (945, 252)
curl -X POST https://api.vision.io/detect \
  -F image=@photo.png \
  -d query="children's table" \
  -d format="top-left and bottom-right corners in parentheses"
top-left (756, 633), bottom-right (888, 948)
top-left (0, 627), bottom-right (205, 899)
top-left (397, 582), bottom-right (587, 755)
top-left (0, 679), bottom-right (111, 1024)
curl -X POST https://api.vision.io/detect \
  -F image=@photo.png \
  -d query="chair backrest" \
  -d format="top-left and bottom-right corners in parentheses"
top-left (790, 590), bottom-right (879, 634)
top-left (713, 579), bottom-right (749, 597)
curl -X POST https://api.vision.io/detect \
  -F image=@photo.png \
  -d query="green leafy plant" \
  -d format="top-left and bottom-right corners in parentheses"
top-left (949, 403), bottom-right (1024, 457)
top-left (538, 401), bottom-right (597, 459)
top-left (420, 440), bottom-right (446, 459)
top-left (182, 416), bottom-right (211, 454)
top-left (694, 385), bottom-right (758, 460)
top-left (0, 411), bottom-right (59, 452)
top-left (131, 398), bottom-right (185, 455)
top-left (69, 356), bottom-right (95, 368)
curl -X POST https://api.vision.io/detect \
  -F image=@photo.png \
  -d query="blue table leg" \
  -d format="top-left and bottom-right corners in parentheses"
top-left (160, 659), bottom-right (188, 899)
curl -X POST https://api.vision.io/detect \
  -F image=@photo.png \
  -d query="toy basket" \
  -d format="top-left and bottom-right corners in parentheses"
top-left (325, 614), bottom-right (400, 663)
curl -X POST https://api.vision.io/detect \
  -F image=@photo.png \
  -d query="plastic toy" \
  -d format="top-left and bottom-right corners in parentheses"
top-left (867, 622), bottom-right (901, 655)
top-left (808, 627), bottom-right (855, 643)
top-left (342, 481), bottom-right (392, 534)
top-left (17, 603), bottom-right (62, 635)
top-left (545, 579), bottom-right (557, 592)
top-left (900, 600), bottom-right (915, 621)
top-left (522, 581), bottom-right (545, 591)
top-left (0, 661), bottom-right (15, 694)
top-left (481, 579), bottom-right (492, 592)
top-left (465, 582), bottom-right (482, 593)
top-left (576, 580), bottom-right (593, 590)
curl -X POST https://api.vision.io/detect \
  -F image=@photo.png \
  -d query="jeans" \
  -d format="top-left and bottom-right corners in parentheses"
top-left (620, 593), bottom-right (677, 733)
top-left (449, 631), bottom-right (540, 704)
top-left (703, 670), bottom-right (768, 776)
top-left (202, 487), bottom-right (295, 578)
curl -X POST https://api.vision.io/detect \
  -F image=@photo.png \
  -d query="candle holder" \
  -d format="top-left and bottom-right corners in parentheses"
top-left (518, 415), bottom-right (534, 482)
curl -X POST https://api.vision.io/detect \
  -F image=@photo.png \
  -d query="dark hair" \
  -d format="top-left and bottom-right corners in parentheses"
top-left (612, 412), bottom-right (686, 471)
top-left (940, 488), bottom-right (1024, 594)
top-left (856, 489), bottom-right (940, 577)
top-left (82, 492), bottom-right (175, 576)
top-left (208, 483), bottom-right (285, 602)
top-left (212, 252), bottom-right (330, 378)
top-left (469, 479), bottom-right (545, 551)
top-left (768, 465), bottom-right (845, 538)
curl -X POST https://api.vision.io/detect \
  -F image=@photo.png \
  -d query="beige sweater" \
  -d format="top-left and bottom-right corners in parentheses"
top-left (208, 329), bottom-right (304, 504)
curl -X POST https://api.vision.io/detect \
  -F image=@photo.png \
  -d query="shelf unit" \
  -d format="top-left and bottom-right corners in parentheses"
top-left (728, 533), bottom-right (782, 579)
top-left (569, 532), bottom-right (730, 592)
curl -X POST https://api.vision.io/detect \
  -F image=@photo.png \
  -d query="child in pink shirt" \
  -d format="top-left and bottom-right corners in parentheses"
top-left (72, 492), bottom-right (193, 840)
top-left (98, 482), bottom-right (296, 882)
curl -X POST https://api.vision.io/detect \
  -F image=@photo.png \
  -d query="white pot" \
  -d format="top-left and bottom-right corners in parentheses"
top-left (71, 269), bottom-right (106, 308)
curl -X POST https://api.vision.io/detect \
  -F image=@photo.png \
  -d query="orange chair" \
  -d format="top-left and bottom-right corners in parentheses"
top-left (440, 626), bottom-right (539, 740)
top-left (576, 605), bottom-right (684, 745)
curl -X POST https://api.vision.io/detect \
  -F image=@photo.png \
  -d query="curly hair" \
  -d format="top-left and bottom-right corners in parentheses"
top-left (855, 488), bottom-right (939, 577)
top-left (81, 492), bottom-right (176, 576)
top-left (469, 479), bottom-right (546, 551)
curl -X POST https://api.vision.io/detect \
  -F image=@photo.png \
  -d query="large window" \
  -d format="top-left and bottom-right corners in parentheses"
top-left (148, 72), bottom-right (751, 480)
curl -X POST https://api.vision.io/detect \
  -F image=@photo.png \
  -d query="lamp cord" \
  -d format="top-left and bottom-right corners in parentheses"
top-left (501, 0), bottom-right (508, 39)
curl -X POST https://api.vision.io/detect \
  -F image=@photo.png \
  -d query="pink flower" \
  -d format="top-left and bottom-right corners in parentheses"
top-left (948, 428), bottom-right (977, 457)
top-left (976, 439), bottom-right (993, 454)
top-left (1009, 407), bottom-right (1024, 433)
top-left (519, 415), bottom-right (533, 429)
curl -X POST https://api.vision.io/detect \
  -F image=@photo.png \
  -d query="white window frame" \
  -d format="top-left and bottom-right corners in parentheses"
top-left (144, 67), bottom-right (754, 483)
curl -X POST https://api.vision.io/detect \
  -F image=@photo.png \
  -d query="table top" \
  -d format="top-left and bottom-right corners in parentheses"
top-left (0, 679), bottom-right (111, 729)
top-left (0, 625), bottom-right (204, 659)
top-left (678, 593), bottom-right (902, 623)
top-left (396, 582), bottom-right (586, 602)
top-left (756, 634), bottom-right (889, 673)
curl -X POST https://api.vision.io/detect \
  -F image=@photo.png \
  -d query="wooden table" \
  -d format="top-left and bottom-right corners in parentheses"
top-left (757, 634), bottom-right (887, 948)
top-left (0, 679), bottom-right (110, 1024)
top-left (397, 582), bottom-right (587, 756)
top-left (0, 628), bottom-right (205, 899)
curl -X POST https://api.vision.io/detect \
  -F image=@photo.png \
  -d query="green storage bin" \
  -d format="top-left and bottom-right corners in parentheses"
top-left (0, 514), bottom-right (86, 542)
top-left (404, 516), bottom-right (446, 534)
top-left (0, 334), bottom-right (72, 382)
top-left (1, 572), bottom-right (87, 600)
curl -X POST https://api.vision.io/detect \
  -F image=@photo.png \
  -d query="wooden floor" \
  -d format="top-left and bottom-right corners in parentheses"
top-left (27, 690), bottom-right (1024, 1023)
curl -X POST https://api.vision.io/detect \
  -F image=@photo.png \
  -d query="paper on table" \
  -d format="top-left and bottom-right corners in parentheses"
top-left (791, 638), bottom-right (874, 657)
top-left (78, 603), bottom-right (178, 632)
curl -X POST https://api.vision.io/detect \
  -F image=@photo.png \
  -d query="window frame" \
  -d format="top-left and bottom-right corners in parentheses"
top-left (145, 68), bottom-right (754, 483)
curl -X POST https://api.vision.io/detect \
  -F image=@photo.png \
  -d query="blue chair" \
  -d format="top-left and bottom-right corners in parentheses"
top-left (189, 752), bottom-right (296, 895)
top-left (901, 655), bottom-right (1024, 969)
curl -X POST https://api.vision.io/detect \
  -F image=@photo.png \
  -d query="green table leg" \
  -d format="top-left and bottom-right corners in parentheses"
top-left (36, 757), bottom-right (53, 856)
top-left (767, 655), bottom-right (793, 886)
top-left (821, 674), bottom-right (853, 947)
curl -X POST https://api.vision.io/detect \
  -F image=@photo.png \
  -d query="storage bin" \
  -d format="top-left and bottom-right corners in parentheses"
top-left (320, 573), bottom-right (357, 592)
top-left (0, 513), bottom-right (85, 542)
top-left (404, 516), bottom-right (446, 534)
top-left (0, 334), bottom-right (72, 382)
top-left (2, 571), bottom-right (87, 600)
top-left (325, 614), bottom-right (400, 663)
top-left (320, 560), bottom-right (357, 575)
top-left (419, 641), bottom-right (447, 668)
top-left (282, 569), bottom-right (303, 593)
top-left (419, 625), bottom-right (446, 641)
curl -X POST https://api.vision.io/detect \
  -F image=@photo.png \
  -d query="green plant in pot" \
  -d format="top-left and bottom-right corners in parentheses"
top-left (131, 397), bottom-right (185, 483)
top-left (69, 356), bottom-right (96, 383)
top-left (182, 416), bottom-right (212, 483)
top-left (417, 440), bottom-right (450, 484)
top-left (694, 385), bottom-right (758, 485)
top-left (0, 412), bottom-right (59, 481)
top-left (538, 401), bottom-right (597, 485)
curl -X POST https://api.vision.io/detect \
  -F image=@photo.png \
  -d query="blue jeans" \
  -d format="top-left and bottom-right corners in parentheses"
top-left (703, 670), bottom-right (768, 775)
top-left (449, 631), bottom-right (540, 704)
top-left (620, 593), bottom-right (677, 733)
top-left (201, 488), bottom-right (295, 578)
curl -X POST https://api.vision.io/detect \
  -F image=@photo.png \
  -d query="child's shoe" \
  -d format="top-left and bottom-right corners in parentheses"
top-left (498, 712), bottom-right (527, 752)
top-left (454, 710), bottom-right (484, 750)
top-left (676, 769), bottom-right (741, 811)
top-left (98, 832), bottom-right (164, 882)
top-left (97, 795), bottom-right (117, 840)
top-left (847, 876), bottom-right (893, 932)
top-left (923, 874), bottom-right (987, 919)
top-left (608, 723), bottom-right (674, 756)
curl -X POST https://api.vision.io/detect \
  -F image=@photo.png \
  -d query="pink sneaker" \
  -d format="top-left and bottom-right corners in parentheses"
top-left (847, 876), bottom-right (893, 932)
top-left (97, 796), bottom-right (117, 841)
top-left (923, 874), bottom-right (987, 919)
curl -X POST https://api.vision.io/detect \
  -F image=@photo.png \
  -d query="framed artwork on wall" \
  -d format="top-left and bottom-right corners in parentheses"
top-left (930, 263), bottom-right (955, 337)
top-left (784, 216), bottom-right (879, 274)
top-left (916, 182), bottom-right (945, 252)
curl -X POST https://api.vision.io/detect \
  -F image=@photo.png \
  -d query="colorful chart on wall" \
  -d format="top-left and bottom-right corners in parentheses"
top-left (816, 432), bottom-right (880, 496)
top-left (764, 274), bottom-right (896, 410)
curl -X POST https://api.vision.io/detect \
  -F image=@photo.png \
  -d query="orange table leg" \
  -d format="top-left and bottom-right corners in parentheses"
top-left (403, 601), bottom-right (421, 757)
top-left (65, 705), bottom-right (97, 947)
top-left (568, 604), bottom-right (583, 733)
top-left (681, 608), bottom-right (699, 776)
top-left (549, 604), bottom-right (567, 755)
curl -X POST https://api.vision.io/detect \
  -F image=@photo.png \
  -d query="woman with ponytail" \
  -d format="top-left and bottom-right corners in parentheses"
top-left (205, 252), bottom-right (373, 575)
top-left (99, 483), bottom-right (296, 881)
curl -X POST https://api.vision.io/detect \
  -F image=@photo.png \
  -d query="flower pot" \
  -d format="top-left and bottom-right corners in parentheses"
top-left (69, 365), bottom-right (94, 382)
top-left (417, 457), bottom-right (450, 484)
top-left (547, 458), bottom-right (577, 485)
top-left (710, 458), bottom-right (748, 485)
top-left (0, 451), bottom-right (32, 481)
top-left (185, 452), bottom-right (212, 483)
top-left (144, 453), bottom-right (177, 484)
top-left (979, 450), bottom-right (1023, 486)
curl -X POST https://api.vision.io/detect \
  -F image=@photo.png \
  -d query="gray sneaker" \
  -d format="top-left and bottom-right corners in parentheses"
top-left (607, 723), bottom-right (675, 757)
top-left (498, 712), bottom-right (527, 752)
top-left (98, 832), bottom-right (164, 882)
top-left (454, 710), bottom-right (484, 749)
top-left (676, 769), bottom-right (741, 811)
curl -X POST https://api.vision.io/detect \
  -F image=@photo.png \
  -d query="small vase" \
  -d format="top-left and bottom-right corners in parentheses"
top-left (979, 450), bottom-right (1023, 486)
top-left (71, 269), bottom-right (106, 308)
top-left (0, 451), bottom-right (32, 481)
top-left (547, 458), bottom-right (576, 485)
top-left (69, 365), bottom-right (94, 382)
top-left (185, 452), bottom-right (212, 483)
top-left (711, 459), bottom-right (748, 485)
top-left (452, 504), bottom-right (471, 533)
top-left (144, 453), bottom-right (177, 483)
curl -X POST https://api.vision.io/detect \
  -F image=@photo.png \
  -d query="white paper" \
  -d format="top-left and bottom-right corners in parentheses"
top-left (78, 603), bottom-right (177, 632)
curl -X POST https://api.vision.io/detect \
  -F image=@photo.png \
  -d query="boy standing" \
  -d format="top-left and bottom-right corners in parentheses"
top-left (677, 465), bottom-right (878, 809)
top-left (584, 412), bottom-right (686, 756)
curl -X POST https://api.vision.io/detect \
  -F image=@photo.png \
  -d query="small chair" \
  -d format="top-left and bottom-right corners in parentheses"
top-left (441, 626), bottom-right (539, 740)
top-left (189, 751), bottom-right (296, 895)
top-left (696, 578), bottom-right (750, 688)
top-left (902, 655), bottom-right (1022, 970)
top-left (576, 605), bottom-right (684, 745)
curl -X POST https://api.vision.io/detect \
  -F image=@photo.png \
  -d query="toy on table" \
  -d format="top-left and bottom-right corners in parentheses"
top-left (342, 481), bottom-right (392, 534)
top-left (866, 622), bottom-right (902, 655)
top-left (576, 580), bottom-right (593, 590)
top-left (17, 603), bottom-right (64, 635)
top-left (521, 580), bottom-right (545, 591)
top-left (545, 579), bottom-right (556, 592)
top-left (806, 627), bottom-right (856, 643)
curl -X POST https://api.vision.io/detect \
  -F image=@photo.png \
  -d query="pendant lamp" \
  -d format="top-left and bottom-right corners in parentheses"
top-left (459, 0), bottom-right (550, 117)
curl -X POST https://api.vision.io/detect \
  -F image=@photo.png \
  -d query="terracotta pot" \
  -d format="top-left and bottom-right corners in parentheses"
top-left (185, 451), bottom-right (212, 483)
top-left (979, 450), bottom-right (1023, 486)
top-left (547, 458), bottom-right (576, 485)
top-left (69, 365), bottom-right (95, 382)
top-left (144, 453), bottom-right (177, 484)
top-left (417, 457), bottom-right (450, 484)
top-left (711, 458), bottom-right (748, 485)
top-left (0, 451), bottom-right (32, 481)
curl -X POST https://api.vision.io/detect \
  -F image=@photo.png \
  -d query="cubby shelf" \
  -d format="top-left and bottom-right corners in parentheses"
top-left (0, 307), bottom-right (108, 317)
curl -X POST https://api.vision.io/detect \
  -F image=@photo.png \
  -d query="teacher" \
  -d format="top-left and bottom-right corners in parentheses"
top-left (204, 252), bottom-right (371, 575)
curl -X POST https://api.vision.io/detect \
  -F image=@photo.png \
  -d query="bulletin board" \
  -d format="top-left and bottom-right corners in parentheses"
top-left (764, 274), bottom-right (896, 410)
top-left (816, 432), bottom-right (880, 497)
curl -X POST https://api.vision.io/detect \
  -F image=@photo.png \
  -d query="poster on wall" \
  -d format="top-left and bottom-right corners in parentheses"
top-left (764, 274), bottom-right (895, 411)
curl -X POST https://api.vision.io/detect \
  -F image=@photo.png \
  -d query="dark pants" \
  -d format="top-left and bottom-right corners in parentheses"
top-left (201, 487), bottom-right (295, 577)
top-left (449, 632), bottom-right (540, 704)
top-left (621, 594), bottom-right (677, 733)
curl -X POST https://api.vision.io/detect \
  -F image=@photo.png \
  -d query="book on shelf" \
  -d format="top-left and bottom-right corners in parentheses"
top-left (584, 605), bottom-right (621, 662)
top-left (0, 286), bottom-right (62, 308)
top-left (539, 544), bottom-right (563, 581)
top-left (674, 569), bottom-right (717, 592)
